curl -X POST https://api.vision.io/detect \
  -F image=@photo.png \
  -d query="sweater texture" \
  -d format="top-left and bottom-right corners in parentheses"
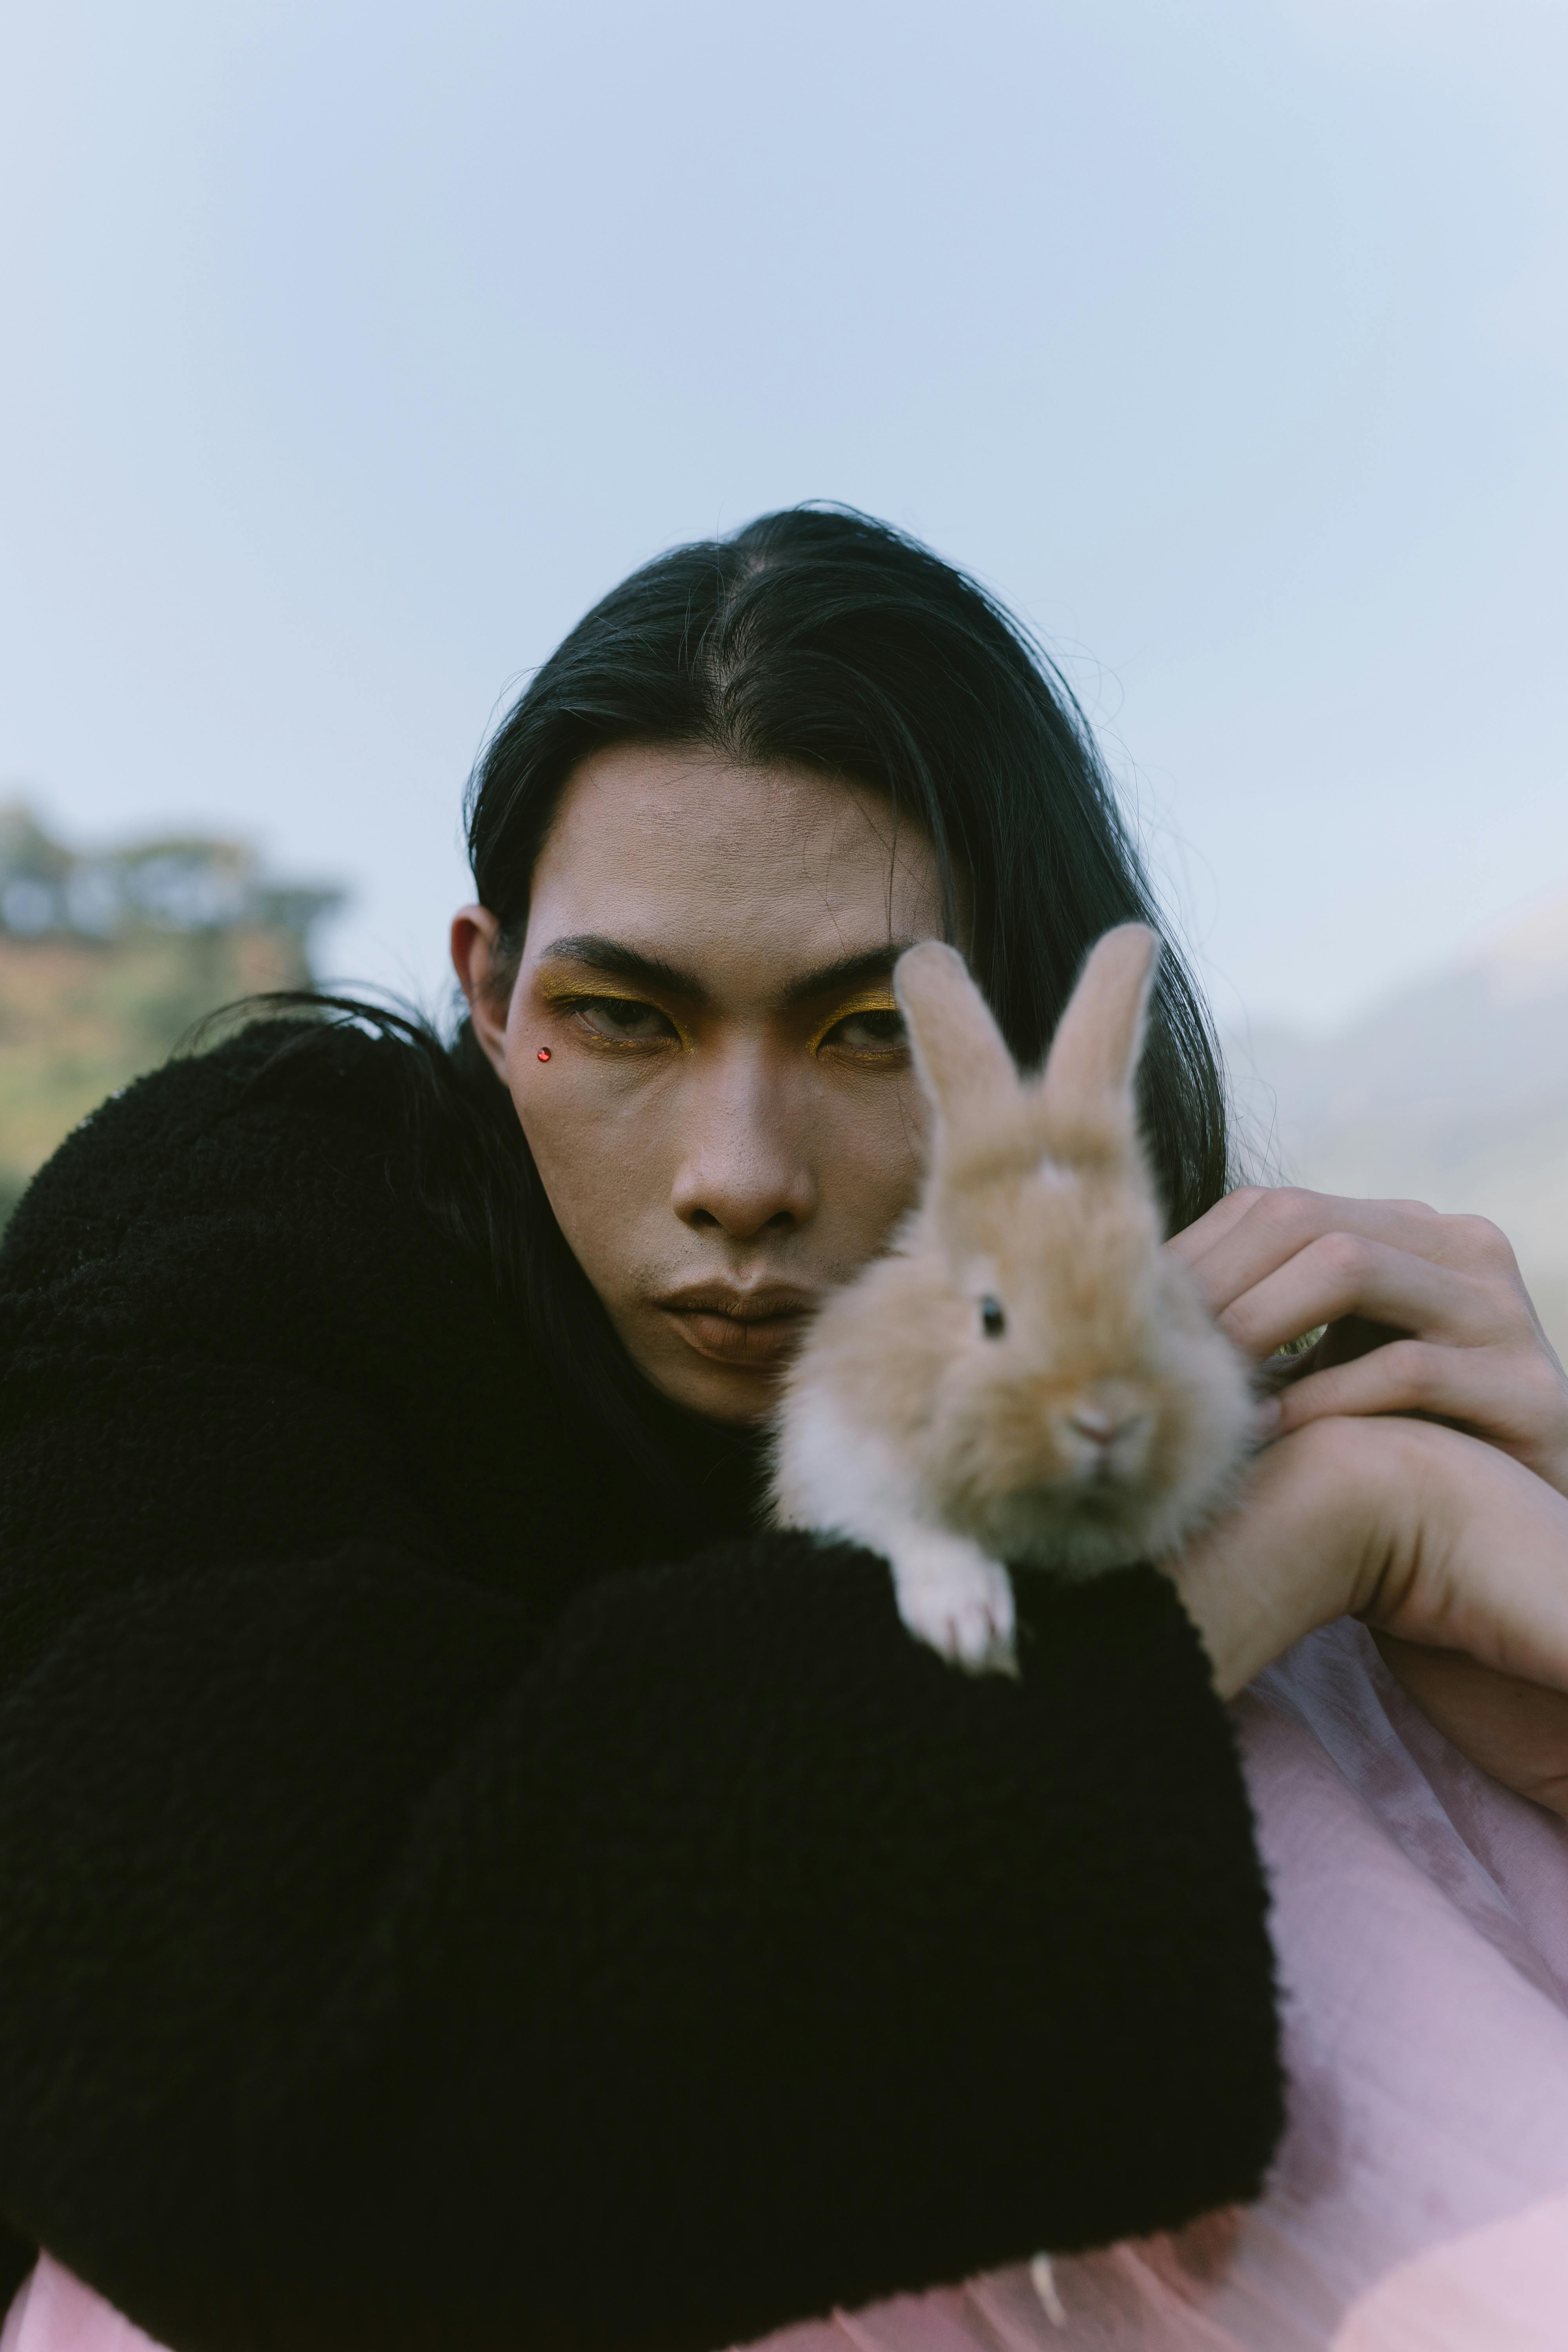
top-left (0, 1020), bottom-right (1283, 2352)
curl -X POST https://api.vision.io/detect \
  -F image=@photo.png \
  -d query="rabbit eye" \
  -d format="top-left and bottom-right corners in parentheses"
top-left (980, 1295), bottom-right (1006, 1339)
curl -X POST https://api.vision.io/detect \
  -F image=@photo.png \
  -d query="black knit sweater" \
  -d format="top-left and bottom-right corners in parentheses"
top-left (0, 1020), bottom-right (1282, 2352)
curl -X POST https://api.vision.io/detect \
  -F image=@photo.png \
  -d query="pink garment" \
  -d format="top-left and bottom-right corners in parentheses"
top-left (9, 1620), bottom-right (1568, 2352)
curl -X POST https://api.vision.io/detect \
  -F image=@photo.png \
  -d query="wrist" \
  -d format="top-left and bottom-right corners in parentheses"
top-left (1339, 1416), bottom-right (1463, 1630)
top-left (1165, 1419), bottom-right (1392, 1699)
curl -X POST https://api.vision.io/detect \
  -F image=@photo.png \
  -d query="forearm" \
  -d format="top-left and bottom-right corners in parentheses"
top-left (0, 1539), bottom-right (1281, 2352)
top-left (1168, 1409), bottom-right (1568, 1815)
top-left (1361, 1419), bottom-right (1568, 1690)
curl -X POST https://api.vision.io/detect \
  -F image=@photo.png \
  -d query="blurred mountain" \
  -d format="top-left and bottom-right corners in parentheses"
top-left (1228, 887), bottom-right (1568, 1360)
top-left (0, 804), bottom-right (343, 1227)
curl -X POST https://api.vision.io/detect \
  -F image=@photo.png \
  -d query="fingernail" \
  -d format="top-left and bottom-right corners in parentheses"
top-left (1256, 1396), bottom-right (1283, 1436)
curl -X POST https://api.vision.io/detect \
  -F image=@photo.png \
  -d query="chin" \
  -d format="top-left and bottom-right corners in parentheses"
top-left (644, 1351), bottom-right (782, 1428)
top-left (702, 1387), bottom-right (779, 1428)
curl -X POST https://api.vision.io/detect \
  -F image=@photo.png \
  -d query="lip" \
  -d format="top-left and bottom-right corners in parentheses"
top-left (657, 1283), bottom-right (820, 1370)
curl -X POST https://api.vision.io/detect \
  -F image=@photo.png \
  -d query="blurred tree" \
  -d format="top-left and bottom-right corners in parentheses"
top-left (0, 805), bottom-right (342, 1229)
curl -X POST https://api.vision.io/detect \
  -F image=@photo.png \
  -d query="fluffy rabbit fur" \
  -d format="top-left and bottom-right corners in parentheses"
top-left (770, 925), bottom-right (1256, 1674)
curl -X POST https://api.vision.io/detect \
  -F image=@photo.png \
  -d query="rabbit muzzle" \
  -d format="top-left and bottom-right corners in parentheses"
top-left (924, 1371), bottom-right (1177, 1574)
top-left (1055, 1388), bottom-right (1156, 1483)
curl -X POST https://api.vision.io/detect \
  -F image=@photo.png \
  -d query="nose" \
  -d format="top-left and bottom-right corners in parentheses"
top-left (669, 1049), bottom-right (818, 1242)
top-left (1068, 1407), bottom-right (1119, 1449)
top-left (1063, 1394), bottom-right (1152, 1471)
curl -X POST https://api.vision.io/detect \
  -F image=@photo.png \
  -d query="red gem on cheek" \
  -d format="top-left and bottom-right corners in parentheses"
top-left (537, 1048), bottom-right (552, 1062)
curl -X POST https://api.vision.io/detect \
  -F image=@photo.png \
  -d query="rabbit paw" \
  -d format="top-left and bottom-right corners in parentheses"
top-left (889, 1537), bottom-right (1018, 1675)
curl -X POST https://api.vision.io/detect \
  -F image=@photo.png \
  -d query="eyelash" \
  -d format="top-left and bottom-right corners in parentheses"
top-left (555, 994), bottom-right (683, 1047)
top-left (545, 993), bottom-right (908, 1060)
top-left (812, 1006), bottom-right (908, 1058)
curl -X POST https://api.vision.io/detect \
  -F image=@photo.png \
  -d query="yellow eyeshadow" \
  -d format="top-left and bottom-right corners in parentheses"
top-left (535, 973), bottom-right (692, 1047)
top-left (806, 989), bottom-right (902, 1054)
top-left (534, 973), bottom-right (645, 1003)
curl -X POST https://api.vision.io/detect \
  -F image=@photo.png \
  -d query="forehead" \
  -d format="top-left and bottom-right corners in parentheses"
top-left (525, 742), bottom-right (943, 983)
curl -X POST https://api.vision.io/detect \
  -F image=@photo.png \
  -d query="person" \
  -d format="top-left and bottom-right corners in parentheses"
top-left (1, 505), bottom-right (1566, 2352)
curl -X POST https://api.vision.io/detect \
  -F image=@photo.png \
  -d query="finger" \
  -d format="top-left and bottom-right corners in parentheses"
top-left (1217, 1232), bottom-right (1509, 1363)
top-left (1273, 1335), bottom-right (1568, 1490)
top-left (1180, 1186), bottom-right (1372, 1315)
top-left (1182, 1186), bottom-right (1524, 1320)
top-left (1164, 1185), bottom-right (1269, 1268)
top-left (1294, 1311), bottom-right (1414, 1375)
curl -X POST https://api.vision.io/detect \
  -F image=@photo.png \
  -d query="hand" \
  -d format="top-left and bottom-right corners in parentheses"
top-left (1167, 1416), bottom-right (1568, 1815)
top-left (1168, 1187), bottom-right (1568, 1497)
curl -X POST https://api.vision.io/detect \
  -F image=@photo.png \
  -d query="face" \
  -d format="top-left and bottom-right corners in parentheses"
top-left (452, 742), bottom-right (946, 1423)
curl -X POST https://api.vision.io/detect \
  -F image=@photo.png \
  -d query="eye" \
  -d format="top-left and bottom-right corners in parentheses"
top-left (817, 1006), bottom-right (908, 1057)
top-left (980, 1295), bottom-right (1006, 1339)
top-left (570, 995), bottom-right (680, 1044)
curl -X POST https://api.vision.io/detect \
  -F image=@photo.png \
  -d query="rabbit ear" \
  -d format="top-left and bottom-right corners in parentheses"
top-left (894, 941), bottom-right (1019, 1127)
top-left (1036, 924), bottom-right (1160, 1152)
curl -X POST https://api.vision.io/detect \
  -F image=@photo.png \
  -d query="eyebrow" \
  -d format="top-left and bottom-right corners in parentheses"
top-left (535, 934), bottom-right (919, 1011)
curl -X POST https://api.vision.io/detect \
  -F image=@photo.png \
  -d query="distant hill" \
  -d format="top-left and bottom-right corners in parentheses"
top-left (0, 806), bottom-right (342, 1226)
top-left (1227, 887), bottom-right (1568, 1361)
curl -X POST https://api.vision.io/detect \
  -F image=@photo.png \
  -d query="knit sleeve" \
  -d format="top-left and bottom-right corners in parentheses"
top-left (0, 1042), bottom-right (1281, 2352)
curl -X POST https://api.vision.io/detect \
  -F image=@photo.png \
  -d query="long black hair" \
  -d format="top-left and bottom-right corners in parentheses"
top-left (258, 506), bottom-right (1231, 1472)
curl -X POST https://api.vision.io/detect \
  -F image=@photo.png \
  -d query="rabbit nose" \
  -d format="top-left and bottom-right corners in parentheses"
top-left (1065, 1402), bottom-right (1151, 1466)
top-left (1068, 1407), bottom-right (1118, 1447)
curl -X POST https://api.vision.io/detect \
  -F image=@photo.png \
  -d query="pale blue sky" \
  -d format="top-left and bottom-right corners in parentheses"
top-left (2, 0), bottom-right (1564, 1032)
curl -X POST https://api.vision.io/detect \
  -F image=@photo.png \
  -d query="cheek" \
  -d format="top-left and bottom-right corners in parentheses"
top-left (503, 1033), bottom-right (927, 1297)
top-left (506, 1052), bottom-right (677, 1297)
top-left (812, 1078), bottom-right (927, 1236)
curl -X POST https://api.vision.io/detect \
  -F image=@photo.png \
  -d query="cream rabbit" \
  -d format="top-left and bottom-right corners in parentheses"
top-left (769, 924), bottom-right (1256, 1675)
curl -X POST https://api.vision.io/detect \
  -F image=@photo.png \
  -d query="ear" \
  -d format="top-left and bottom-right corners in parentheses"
top-left (894, 941), bottom-right (1019, 1127)
top-left (1036, 924), bottom-right (1160, 1149)
top-left (450, 905), bottom-right (511, 1078)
